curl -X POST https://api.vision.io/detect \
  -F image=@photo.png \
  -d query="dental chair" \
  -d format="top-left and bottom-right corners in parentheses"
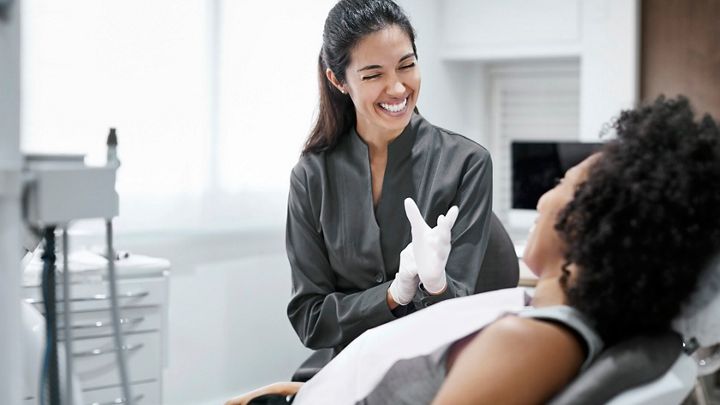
top-left (291, 212), bottom-right (520, 382)
top-left (551, 258), bottom-right (720, 405)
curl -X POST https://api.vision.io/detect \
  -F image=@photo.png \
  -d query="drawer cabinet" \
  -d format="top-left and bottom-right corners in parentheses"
top-left (23, 277), bottom-right (167, 312)
top-left (57, 307), bottom-right (163, 340)
top-left (73, 332), bottom-right (161, 389)
top-left (23, 267), bottom-right (169, 405)
top-left (83, 380), bottom-right (160, 405)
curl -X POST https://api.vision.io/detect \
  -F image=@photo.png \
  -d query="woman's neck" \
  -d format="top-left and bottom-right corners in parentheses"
top-left (356, 123), bottom-right (403, 153)
top-left (531, 275), bottom-right (566, 307)
top-left (530, 259), bottom-right (571, 308)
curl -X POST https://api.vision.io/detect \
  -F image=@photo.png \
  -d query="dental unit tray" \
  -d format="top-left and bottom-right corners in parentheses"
top-left (22, 249), bottom-right (170, 286)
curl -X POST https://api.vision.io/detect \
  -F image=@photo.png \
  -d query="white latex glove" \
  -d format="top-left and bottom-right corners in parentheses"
top-left (404, 198), bottom-right (459, 294)
top-left (388, 243), bottom-right (419, 305)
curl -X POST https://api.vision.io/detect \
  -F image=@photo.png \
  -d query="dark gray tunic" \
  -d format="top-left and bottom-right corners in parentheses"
top-left (286, 113), bottom-right (493, 350)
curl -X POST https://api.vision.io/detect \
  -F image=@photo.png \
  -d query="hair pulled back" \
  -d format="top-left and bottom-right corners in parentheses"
top-left (303, 0), bottom-right (417, 155)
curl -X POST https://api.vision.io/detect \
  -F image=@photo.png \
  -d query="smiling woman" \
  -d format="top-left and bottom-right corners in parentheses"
top-left (284, 0), bottom-right (511, 382)
top-left (325, 24), bottom-right (421, 205)
top-left (326, 25), bottom-right (420, 148)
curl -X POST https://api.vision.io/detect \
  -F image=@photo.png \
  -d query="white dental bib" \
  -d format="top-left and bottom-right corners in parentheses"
top-left (293, 287), bottom-right (528, 405)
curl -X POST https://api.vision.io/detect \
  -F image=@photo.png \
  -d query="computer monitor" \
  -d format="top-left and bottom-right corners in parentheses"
top-left (511, 140), bottom-right (602, 211)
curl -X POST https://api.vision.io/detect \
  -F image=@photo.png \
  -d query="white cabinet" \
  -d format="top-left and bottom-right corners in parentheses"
top-left (83, 381), bottom-right (160, 405)
top-left (73, 331), bottom-right (162, 392)
top-left (23, 255), bottom-right (169, 405)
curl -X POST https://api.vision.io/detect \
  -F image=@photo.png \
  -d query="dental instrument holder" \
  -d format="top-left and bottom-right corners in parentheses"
top-left (23, 153), bottom-right (134, 405)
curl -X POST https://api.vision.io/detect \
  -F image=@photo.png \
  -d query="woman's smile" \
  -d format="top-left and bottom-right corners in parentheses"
top-left (378, 96), bottom-right (409, 116)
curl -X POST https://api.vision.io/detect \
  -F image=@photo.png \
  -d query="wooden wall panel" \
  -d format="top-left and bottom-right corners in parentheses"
top-left (641, 0), bottom-right (720, 118)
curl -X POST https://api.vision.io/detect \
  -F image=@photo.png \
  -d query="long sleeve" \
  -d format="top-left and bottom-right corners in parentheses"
top-left (286, 167), bottom-right (396, 350)
top-left (416, 150), bottom-right (493, 308)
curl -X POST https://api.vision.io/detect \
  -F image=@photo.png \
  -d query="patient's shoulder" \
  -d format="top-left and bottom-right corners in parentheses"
top-left (434, 315), bottom-right (585, 404)
top-left (482, 315), bottom-right (586, 364)
top-left (487, 314), bottom-right (580, 345)
top-left (484, 315), bottom-right (584, 380)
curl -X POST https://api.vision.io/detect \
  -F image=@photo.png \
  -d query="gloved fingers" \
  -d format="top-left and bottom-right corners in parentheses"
top-left (404, 198), bottom-right (428, 232)
top-left (437, 214), bottom-right (446, 228)
top-left (388, 279), bottom-right (414, 305)
top-left (431, 218), bottom-right (453, 246)
top-left (389, 267), bottom-right (420, 305)
top-left (444, 206), bottom-right (459, 230)
top-left (399, 243), bottom-right (418, 275)
top-left (422, 274), bottom-right (448, 295)
top-left (395, 269), bottom-right (416, 281)
top-left (436, 206), bottom-right (458, 231)
top-left (432, 230), bottom-right (452, 250)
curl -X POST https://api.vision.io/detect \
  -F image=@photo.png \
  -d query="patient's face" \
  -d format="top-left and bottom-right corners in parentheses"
top-left (523, 154), bottom-right (598, 276)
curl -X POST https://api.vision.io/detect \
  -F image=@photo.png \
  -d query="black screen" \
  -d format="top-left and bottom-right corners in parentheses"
top-left (511, 141), bottom-right (602, 209)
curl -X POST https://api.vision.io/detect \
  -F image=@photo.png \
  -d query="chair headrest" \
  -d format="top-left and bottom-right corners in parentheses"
top-left (672, 257), bottom-right (720, 348)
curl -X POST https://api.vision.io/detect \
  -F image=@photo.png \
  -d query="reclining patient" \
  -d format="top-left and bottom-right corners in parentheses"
top-left (227, 97), bottom-right (720, 404)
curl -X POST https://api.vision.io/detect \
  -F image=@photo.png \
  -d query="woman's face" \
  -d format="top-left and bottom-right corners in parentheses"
top-left (330, 24), bottom-right (420, 139)
top-left (523, 154), bottom-right (599, 276)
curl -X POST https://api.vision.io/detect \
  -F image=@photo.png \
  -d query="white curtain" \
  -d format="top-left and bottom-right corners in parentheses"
top-left (21, 0), bottom-right (335, 233)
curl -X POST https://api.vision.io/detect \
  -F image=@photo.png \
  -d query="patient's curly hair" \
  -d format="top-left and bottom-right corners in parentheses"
top-left (557, 96), bottom-right (720, 345)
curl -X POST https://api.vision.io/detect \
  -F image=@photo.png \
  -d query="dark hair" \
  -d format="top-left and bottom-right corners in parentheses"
top-left (302, 0), bottom-right (417, 155)
top-left (557, 96), bottom-right (720, 345)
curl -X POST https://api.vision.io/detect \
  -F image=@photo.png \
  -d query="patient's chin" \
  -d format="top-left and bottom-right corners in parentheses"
top-left (527, 262), bottom-right (544, 278)
top-left (521, 252), bottom-right (543, 278)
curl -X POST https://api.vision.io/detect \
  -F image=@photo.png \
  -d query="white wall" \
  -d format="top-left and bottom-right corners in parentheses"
top-left (439, 0), bottom-right (582, 60)
top-left (579, 0), bottom-right (639, 140)
top-left (398, 0), bottom-right (639, 143)
top-left (19, 0), bottom-right (336, 234)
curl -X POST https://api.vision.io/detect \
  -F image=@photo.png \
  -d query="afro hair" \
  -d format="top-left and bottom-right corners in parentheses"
top-left (556, 96), bottom-right (720, 345)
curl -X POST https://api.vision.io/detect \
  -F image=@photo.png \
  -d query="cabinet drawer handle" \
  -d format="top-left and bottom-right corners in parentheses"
top-left (25, 290), bottom-right (149, 305)
top-left (74, 343), bottom-right (144, 358)
top-left (89, 393), bottom-right (144, 405)
top-left (60, 316), bottom-right (145, 330)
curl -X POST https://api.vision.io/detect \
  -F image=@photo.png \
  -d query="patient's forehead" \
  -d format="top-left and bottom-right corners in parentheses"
top-left (565, 153), bottom-right (601, 184)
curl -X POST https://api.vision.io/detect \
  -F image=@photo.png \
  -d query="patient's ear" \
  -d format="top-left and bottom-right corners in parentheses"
top-left (561, 263), bottom-right (580, 288)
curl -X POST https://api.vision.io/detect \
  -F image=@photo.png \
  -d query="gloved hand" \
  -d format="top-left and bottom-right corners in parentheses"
top-left (388, 243), bottom-right (419, 305)
top-left (404, 198), bottom-right (459, 294)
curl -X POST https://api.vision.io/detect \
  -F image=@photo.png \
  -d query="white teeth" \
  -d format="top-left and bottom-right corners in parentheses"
top-left (380, 98), bottom-right (407, 113)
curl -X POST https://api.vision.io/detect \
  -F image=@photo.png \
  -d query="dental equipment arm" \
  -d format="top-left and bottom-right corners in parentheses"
top-left (673, 257), bottom-right (720, 375)
top-left (404, 198), bottom-right (458, 294)
top-left (22, 137), bottom-right (132, 405)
